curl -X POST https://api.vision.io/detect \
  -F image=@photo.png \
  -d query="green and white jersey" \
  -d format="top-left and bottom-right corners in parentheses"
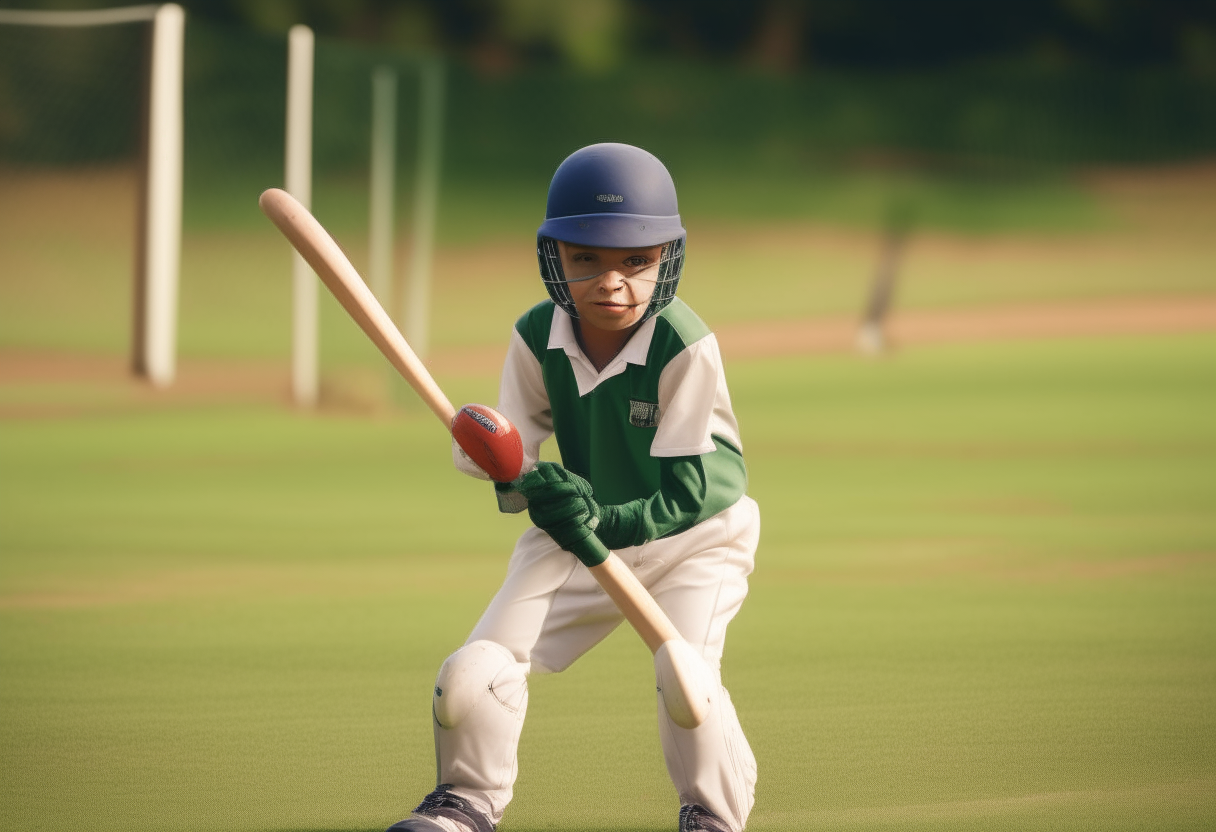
top-left (487, 297), bottom-right (748, 545)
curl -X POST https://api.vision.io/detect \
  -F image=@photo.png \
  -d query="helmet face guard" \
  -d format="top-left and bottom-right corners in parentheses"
top-left (537, 143), bottom-right (686, 323)
top-left (537, 235), bottom-right (685, 322)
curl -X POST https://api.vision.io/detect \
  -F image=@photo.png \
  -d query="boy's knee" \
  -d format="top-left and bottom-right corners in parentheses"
top-left (433, 640), bottom-right (529, 729)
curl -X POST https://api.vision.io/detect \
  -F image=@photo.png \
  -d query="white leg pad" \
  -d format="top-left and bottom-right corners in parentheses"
top-left (433, 640), bottom-right (527, 729)
top-left (655, 639), bottom-right (715, 729)
top-left (658, 671), bottom-right (757, 832)
top-left (433, 640), bottom-right (529, 824)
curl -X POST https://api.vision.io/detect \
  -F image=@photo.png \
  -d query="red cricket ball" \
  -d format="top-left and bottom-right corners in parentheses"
top-left (451, 404), bottom-right (524, 483)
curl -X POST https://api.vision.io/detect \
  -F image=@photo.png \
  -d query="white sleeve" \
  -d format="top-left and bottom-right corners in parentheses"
top-left (452, 327), bottom-right (551, 479)
top-left (651, 333), bottom-right (742, 458)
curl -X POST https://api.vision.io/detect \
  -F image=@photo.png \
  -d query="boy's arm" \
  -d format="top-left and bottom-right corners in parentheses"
top-left (604, 333), bottom-right (746, 545)
top-left (652, 333), bottom-right (742, 457)
top-left (597, 440), bottom-right (746, 548)
top-left (498, 327), bottom-right (553, 464)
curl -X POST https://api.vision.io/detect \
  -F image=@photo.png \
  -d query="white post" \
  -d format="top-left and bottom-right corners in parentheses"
top-left (402, 57), bottom-right (444, 361)
top-left (286, 25), bottom-right (317, 407)
top-left (142, 2), bottom-right (184, 387)
top-left (368, 66), bottom-right (397, 303)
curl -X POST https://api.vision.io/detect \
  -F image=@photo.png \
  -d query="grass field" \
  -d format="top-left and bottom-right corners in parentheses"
top-left (2, 332), bottom-right (1213, 831)
top-left (1, 163), bottom-right (1215, 831)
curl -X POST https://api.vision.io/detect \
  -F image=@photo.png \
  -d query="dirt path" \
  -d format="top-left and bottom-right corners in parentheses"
top-left (427, 294), bottom-right (1216, 374)
top-left (2, 294), bottom-right (1214, 417)
top-left (714, 295), bottom-right (1216, 360)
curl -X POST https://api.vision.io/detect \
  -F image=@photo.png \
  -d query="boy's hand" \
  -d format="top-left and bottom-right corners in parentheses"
top-left (518, 463), bottom-right (605, 565)
top-left (518, 461), bottom-right (593, 503)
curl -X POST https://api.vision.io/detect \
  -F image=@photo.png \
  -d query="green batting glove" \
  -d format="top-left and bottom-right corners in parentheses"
top-left (518, 463), bottom-right (608, 566)
top-left (517, 462), bottom-right (595, 504)
top-left (517, 462), bottom-right (592, 504)
top-left (592, 501), bottom-right (647, 550)
top-left (519, 462), bottom-right (600, 534)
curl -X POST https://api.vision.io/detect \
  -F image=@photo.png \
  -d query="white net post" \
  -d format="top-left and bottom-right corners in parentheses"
top-left (401, 57), bottom-right (444, 361)
top-left (286, 24), bottom-right (317, 407)
top-left (0, 3), bottom-right (182, 387)
top-left (139, 3), bottom-right (184, 387)
top-left (368, 66), bottom-right (397, 304)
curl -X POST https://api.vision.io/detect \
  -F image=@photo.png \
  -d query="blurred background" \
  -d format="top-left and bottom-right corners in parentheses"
top-left (3, 0), bottom-right (1215, 377)
top-left (1, 2), bottom-right (1214, 831)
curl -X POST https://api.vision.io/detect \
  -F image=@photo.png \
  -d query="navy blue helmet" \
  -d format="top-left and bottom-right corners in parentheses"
top-left (537, 143), bottom-right (685, 322)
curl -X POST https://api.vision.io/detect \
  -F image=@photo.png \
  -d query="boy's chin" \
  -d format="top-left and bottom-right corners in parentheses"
top-left (579, 305), bottom-right (646, 331)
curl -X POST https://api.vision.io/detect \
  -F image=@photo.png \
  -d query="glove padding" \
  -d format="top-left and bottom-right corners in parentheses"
top-left (517, 462), bottom-right (608, 566)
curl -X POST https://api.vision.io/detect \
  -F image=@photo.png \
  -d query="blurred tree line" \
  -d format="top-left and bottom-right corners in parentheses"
top-left (2, 0), bottom-right (1215, 179)
top-left (154, 0), bottom-right (1216, 75)
top-left (5, 0), bottom-right (1215, 74)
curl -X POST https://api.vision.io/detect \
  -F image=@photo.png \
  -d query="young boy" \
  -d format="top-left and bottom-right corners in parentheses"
top-left (388, 143), bottom-right (760, 832)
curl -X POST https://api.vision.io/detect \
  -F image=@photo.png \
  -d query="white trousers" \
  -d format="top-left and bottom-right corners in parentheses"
top-left (434, 496), bottom-right (760, 831)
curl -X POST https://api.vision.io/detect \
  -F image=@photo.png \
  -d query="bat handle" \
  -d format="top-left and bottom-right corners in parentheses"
top-left (582, 537), bottom-right (682, 654)
top-left (512, 465), bottom-right (683, 653)
top-left (515, 471), bottom-right (711, 727)
top-left (583, 535), bottom-right (713, 729)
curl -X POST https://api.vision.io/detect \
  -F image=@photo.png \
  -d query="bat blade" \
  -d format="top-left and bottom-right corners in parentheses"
top-left (655, 638), bottom-right (714, 729)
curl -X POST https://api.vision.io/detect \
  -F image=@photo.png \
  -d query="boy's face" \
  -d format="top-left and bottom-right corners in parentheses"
top-left (557, 241), bottom-right (663, 333)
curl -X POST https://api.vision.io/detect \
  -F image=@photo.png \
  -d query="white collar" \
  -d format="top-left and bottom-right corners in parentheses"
top-left (547, 307), bottom-right (657, 396)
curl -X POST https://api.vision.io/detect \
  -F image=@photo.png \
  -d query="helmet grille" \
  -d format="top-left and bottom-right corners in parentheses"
top-left (536, 237), bottom-right (685, 323)
top-left (648, 237), bottom-right (684, 319)
top-left (537, 237), bottom-right (576, 316)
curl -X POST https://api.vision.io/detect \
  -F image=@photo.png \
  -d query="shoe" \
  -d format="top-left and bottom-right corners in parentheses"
top-left (386, 784), bottom-right (496, 832)
top-left (678, 803), bottom-right (732, 832)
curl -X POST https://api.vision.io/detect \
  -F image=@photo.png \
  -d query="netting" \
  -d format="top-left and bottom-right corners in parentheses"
top-left (0, 20), bottom-right (148, 356)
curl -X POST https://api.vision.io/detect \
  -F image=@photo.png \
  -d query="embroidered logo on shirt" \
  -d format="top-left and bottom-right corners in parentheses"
top-left (629, 399), bottom-right (660, 428)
